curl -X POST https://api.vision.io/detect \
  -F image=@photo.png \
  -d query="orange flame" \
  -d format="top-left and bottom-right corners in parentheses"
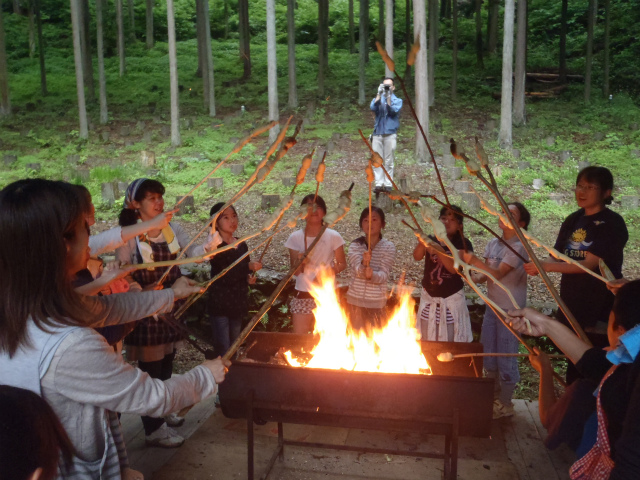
top-left (285, 269), bottom-right (431, 375)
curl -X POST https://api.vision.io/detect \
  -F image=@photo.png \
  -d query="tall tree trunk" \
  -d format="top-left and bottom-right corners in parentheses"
top-left (196, 0), bottom-right (208, 78)
top-left (378, 0), bottom-right (384, 41)
top-left (498, 0), bottom-right (515, 149)
top-left (28, 5), bottom-right (36, 58)
top-left (145, 0), bottom-right (154, 48)
top-left (475, 0), bottom-right (483, 69)
top-left (238, 0), bottom-right (251, 79)
top-left (405, 0), bottom-right (411, 80)
top-left (70, 0), bottom-right (88, 139)
top-left (451, 0), bottom-right (457, 100)
top-left (430, 0), bottom-right (439, 53)
top-left (196, 0), bottom-right (206, 79)
top-left (358, 0), bottom-right (369, 104)
top-left (349, 0), bottom-right (355, 54)
top-left (513, 0), bottom-right (527, 126)
top-left (584, 0), bottom-right (595, 104)
top-left (318, 0), bottom-right (329, 97)
top-left (428, 0), bottom-right (436, 106)
top-left (167, 0), bottom-right (181, 146)
top-left (127, 0), bottom-right (136, 41)
top-left (117, 0), bottom-right (126, 76)
top-left (384, 0), bottom-right (394, 78)
top-left (96, 0), bottom-right (108, 124)
top-left (266, 0), bottom-right (279, 143)
top-left (34, 0), bottom-right (47, 95)
top-left (0, 5), bottom-right (10, 117)
top-left (558, 0), bottom-right (567, 82)
top-left (287, 0), bottom-right (298, 108)
top-left (440, 0), bottom-right (451, 19)
top-left (13, 0), bottom-right (21, 14)
top-left (224, 0), bottom-right (229, 39)
top-left (203, 0), bottom-right (215, 116)
top-left (486, 0), bottom-right (499, 54)
top-left (80, 0), bottom-right (95, 102)
top-left (413, 0), bottom-right (428, 162)
top-left (602, 0), bottom-right (610, 99)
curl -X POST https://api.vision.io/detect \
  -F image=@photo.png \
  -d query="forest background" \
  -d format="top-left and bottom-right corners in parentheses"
top-left (1, 0), bottom-right (640, 397)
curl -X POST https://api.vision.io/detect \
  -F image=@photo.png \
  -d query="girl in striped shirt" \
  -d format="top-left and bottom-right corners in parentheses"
top-left (345, 207), bottom-right (396, 330)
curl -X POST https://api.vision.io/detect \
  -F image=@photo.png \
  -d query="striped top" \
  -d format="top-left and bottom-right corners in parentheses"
top-left (346, 237), bottom-right (396, 309)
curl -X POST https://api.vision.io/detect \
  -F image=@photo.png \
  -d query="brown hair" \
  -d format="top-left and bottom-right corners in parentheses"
top-left (0, 179), bottom-right (95, 357)
top-left (0, 385), bottom-right (75, 480)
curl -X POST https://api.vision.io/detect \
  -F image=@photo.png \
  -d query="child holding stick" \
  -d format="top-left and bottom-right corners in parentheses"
top-left (524, 166), bottom-right (628, 383)
top-left (207, 202), bottom-right (262, 357)
top-left (346, 206), bottom-right (396, 330)
top-left (414, 205), bottom-right (474, 342)
top-left (461, 202), bottom-right (531, 419)
top-left (285, 195), bottom-right (346, 334)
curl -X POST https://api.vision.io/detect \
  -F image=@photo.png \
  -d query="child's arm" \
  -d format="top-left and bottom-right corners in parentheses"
top-left (524, 252), bottom-right (600, 276)
top-left (75, 261), bottom-right (134, 296)
top-left (289, 248), bottom-right (305, 275)
top-left (461, 250), bottom-right (518, 282)
top-left (529, 349), bottom-right (557, 428)
top-left (332, 245), bottom-right (347, 275)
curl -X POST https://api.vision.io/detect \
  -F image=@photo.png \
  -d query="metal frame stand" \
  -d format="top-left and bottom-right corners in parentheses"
top-left (245, 391), bottom-right (461, 480)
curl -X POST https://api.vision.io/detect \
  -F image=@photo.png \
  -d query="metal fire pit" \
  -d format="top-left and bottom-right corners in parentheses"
top-left (220, 332), bottom-right (493, 480)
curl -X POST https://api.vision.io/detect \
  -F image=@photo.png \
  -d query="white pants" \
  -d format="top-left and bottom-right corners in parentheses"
top-left (372, 133), bottom-right (397, 188)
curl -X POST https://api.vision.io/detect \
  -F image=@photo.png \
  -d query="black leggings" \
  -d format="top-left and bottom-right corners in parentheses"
top-left (138, 351), bottom-right (176, 435)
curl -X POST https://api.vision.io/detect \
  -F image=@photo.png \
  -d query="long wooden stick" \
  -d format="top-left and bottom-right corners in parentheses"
top-left (438, 352), bottom-right (566, 361)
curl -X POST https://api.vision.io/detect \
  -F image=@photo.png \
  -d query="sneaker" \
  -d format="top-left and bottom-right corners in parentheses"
top-left (492, 399), bottom-right (515, 420)
top-left (164, 412), bottom-right (185, 427)
top-left (145, 424), bottom-right (185, 448)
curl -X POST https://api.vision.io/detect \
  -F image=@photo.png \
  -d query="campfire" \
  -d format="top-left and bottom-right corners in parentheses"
top-left (283, 269), bottom-right (432, 375)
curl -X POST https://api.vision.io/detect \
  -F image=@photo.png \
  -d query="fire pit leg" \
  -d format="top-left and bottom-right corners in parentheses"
top-left (247, 390), bottom-right (255, 480)
top-left (451, 409), bottom-right (460, 479)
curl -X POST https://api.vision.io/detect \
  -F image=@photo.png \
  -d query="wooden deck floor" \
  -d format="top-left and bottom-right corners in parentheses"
top-left (122, 398), bottom-right (574, 480)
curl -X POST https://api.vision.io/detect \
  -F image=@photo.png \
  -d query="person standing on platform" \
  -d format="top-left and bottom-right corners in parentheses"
top-left (370, 77), bottom-right (403, 193)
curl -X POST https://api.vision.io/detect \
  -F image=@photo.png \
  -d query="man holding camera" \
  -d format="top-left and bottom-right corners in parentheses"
top-left (370, 77), bottom-right (403, 193)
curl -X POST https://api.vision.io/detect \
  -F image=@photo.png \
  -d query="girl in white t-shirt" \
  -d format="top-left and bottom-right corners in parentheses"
top-left (284, 195), bottom-right (346, 334)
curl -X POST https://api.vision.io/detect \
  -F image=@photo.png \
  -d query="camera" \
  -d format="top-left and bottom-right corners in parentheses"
top-left (384, 85), bottom-right (390, 90)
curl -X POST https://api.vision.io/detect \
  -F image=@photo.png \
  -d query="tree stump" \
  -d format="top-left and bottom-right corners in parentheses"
top-left (332, 132), bottom-right (341, 141)
top-left (3, 154), bottom-right (17, 166)
top-left (117, 182), bottom-right (129, 195)
top-left (449, 167), bottom-right (462, 181)
top-left (101, 131), bottom-right (110, 142)
top-left (141, 151), bottom-right (156, 167)
top-left (577, 160), bottom-right (591, 170)
top-left (375, 193), bottom-right (393, 213)
top-left (165, 146), bottom-right (176, 155)
top-left (282, 177), bottom-right (295, 187)
top-left (517, 161), bottom-right (531, 170)
top-left (594, 132), bottom-right (605, 141)
top-left (67, 154), bottom-right (80, 165)
top-left (454, 180), bottom-right (470, 194)
top-left (326, 141), bottom-right (335, 152)
top-left (124, 139), bottom-right (135, 147)
top-left (136, 121), bottom-right (146, 131)
top-left (461, 192), bottom-right (480, 213)
top-left (142, 131), bottom-right (153, 143)
top-left (229, 164), bottom-right (244, 175)
top-left (26, 163), bottom-right (41, 173)
top-left (441, 153), bottom-right (456, 168)
top-left (492, 166), bottom-right (504, 177)
top-left (512, 149), bottom-right (521, 159)
top-left (147, 169), bottom-right (160, 177)
top-left (548, 193), bottom-right (564, 205)
top-left (181, 117), bottom-right (194, 129)
top-left (229, 137), bottom-right (239, 144)
top-left (533, 179), bottom-right (545, 190)
top-left (560, 150), bottom-right (572, 162)
top-left (161, 125), bottom-right (171, 137)
top-left (261, 194), bottom-right (281, 209)
top-left (621, 196), bottom-right (639, 209)
top-left (120, 125), bottom-right (131, 137)
top-left (630, 123), bottom-right (638, 131)
top-left (101, 182), bottom-right (117, 206)
top-left (207, 178), bottom-right (224, 190)
top-left (631, 150), bottom-right (640, 159)
top-left (485, 119), bottom-right (497, 131)
top-left (176, 196), bottom-right (195, 215)
top-left (76, 168), bottom-right (91, 182)
top-left (398, 177), bottom-right (408, 192)
top-left (546, 136), bottom-right (556, 146)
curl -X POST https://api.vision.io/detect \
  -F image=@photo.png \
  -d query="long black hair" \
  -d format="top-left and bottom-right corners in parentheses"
top-left (0, 179), bottom-right (94, 357)
top-left (611, 280), bottom-right (640, 332)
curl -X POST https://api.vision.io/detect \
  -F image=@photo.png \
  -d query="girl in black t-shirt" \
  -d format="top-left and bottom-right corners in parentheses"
top-left (524, 166), bottom-right (628, 382)
top-left (413, 205), bottom-right (473, 342)
top-left (207, 203), bottom-right (262, 357)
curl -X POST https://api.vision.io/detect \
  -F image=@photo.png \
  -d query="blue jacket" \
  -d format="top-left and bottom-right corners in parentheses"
top-left (370, 93), bottom-right (403, 135)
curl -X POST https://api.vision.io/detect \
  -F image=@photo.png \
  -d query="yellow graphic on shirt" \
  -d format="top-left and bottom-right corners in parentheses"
top-left (566, 227), bottom-right (593, 258)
